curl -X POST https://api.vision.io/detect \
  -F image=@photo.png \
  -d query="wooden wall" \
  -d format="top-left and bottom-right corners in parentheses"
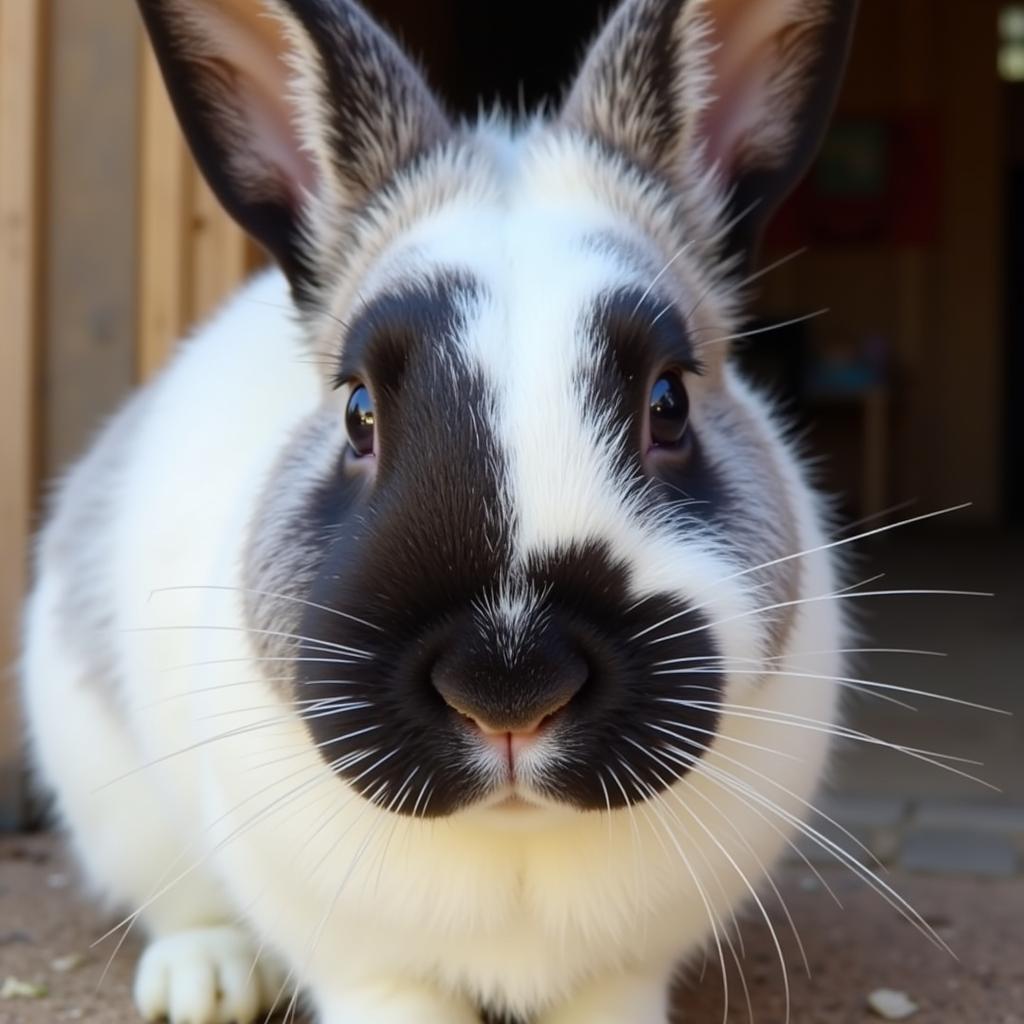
top-left (0, 1), bottom-right (254, 825)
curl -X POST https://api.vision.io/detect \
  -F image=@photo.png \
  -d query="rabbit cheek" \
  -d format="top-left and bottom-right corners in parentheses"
top-left (256, 281), bottom-right (514, 817)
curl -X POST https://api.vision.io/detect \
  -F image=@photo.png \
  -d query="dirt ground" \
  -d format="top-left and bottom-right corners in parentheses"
top-left (1, 833), bottom-right (1021, 1024)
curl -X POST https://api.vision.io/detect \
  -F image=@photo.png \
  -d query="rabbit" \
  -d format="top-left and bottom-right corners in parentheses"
top-left (21, 0), bottom-right (861, 1021)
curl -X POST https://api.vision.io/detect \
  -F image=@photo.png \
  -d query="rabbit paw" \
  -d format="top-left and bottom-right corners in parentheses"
top-left (134, 925), bottom-right (286, 1024)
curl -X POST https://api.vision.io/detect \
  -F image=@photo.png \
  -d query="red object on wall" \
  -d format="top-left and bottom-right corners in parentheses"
top-left (766, 113), bottom-right (943, 249)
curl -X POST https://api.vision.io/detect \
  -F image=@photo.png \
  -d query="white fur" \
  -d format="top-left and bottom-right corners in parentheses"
top-left (23, 113), bottom-right (843, 1024)
top-left (134, 926), bottom-right (285, 1024)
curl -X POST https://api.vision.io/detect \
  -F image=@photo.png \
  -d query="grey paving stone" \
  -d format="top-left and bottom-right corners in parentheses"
top-left (821, 794), bottom-right (908, 829)
top-left (869, 825), bottom-right (902, 864)
top-left (787, 815), bottom-right (876, 868)
top-left (911, 799), bottom-right (1024, 834)
top-left (899, 827), bottom-right (1019, 877)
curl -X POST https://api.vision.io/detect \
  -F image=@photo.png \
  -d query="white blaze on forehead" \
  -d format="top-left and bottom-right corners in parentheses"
top-left (370, 146), bottom-right (761, 669)
top-left (478, 208), bottom-right (649, 561)
top-left (392, 186), bottom-right (654, 554)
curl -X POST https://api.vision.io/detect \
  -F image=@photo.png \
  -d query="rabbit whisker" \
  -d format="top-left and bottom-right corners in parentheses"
top-left (640, 732), bottom-right (842, 906)
top-left (658, 658), bottom-right (922, 708)
top-left (661, 699), bottom-right (996, 791)
top-left (271, 783), bottom-right (392, 1024)
top-left (95, 755), bottom-right (349, 961)
top-left (93, 716), bottom-right (308, 792)
top-left (631, 757), bottom-right (791, 1022)
top-left (655, 721), bottom-right (885, 875)
top-left (94, 763), bottom-right (334, 989)
top-left (631, 240), bottom-right (698, 316)
top-left (199, 698), bottom-right (372, 722)
top-left (630, 502), bottom-right (973, 642)
top-left (694, 307), bottom-right (829, 352)
top-left (236, 786), bottom-right (354, 996)
top-left (641, 740), bottom-right (814, 977)
top-left (98, 696), bottom-right (376, 792)
top-left (246, 729), bottom-right (382, 773)
top-left (135, 676), bottom-right (344, 711)
top-left (603, 764), bottom-right (647, 930)
top-left (144, 675), bottom-right (364, 712)
top-left (292, 703), bottom-right (375, 727)
top-left (645, 586), bottom-right (991, 650)
top-left (623, 760), bottom-right (748, 964)
top-left (150, 584), bottom-right (386, 633)
top-left (727, 501), bottom-right (973, 592)
top-left (371, 772), bottom-right (417, 896)
top-left (410, 772), bottom-right (436, 820)
top-left (162, 654), bottom-right (367, 675)
top-left (656, 662), bottom-right (1008, 715)
top-left (124, 623), bottom-right (373, 659)
top-left (835, 497), bottom-right (921, 535)
top-left (658, 699), bottom-right (981, 765)
top-left (671, 743), bottom-right (953, 955)
top-left (615, 763), bottom-right (731, 1024)
top-left (682, 244), bottom-right (807, 330)
top-left (239, 295), bottom-right (352, 334)
top-left (646, 646), bottom-right (948, 668)
top-left (648, 719), bottom-right (799, 761)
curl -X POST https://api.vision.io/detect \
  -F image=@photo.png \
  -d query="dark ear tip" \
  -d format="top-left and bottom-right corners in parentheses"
top-left (134, 0), bottom-right (451, 301)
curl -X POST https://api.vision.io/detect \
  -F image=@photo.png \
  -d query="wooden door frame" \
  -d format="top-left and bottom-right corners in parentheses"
top-left (0, 0), bottom-right (44, 828)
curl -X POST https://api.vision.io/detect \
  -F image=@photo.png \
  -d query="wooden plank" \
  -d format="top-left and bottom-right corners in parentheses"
top-left (43, 0), bottom-right (140, 476)
top-left (137, 43), bottom-right (191, 380)
top-left (0, 0), bottom-right (44, 827)
top-left (190, 170), bottom-right (250, 325)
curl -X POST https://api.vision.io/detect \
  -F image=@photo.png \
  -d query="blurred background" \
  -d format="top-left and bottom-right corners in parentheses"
top-left (0, 0), bottom-right (1020, 851)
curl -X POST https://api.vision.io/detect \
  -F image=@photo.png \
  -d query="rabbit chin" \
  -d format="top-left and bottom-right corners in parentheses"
top-left (470, 787), bottom-right (582, 828)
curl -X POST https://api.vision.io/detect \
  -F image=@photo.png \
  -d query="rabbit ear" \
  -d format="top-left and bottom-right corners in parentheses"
top-left (563, 0), bottom-right (858, 259)
top-left (136, 0), bottom-right (451, 300)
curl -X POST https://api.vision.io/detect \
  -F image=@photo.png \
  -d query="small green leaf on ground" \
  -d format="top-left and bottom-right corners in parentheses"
top-left (1, 976), bottom-right (48, 999)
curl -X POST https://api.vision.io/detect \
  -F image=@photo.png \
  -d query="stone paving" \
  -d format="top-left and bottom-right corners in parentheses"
top-left (797, 795), bottom-right (1024, 878)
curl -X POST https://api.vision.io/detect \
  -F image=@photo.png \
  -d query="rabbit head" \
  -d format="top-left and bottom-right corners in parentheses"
top-left (137, 0), bottom-right (856, 818)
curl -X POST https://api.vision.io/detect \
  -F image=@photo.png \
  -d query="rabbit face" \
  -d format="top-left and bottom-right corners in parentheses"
top-left (241, 134), bottom-right (804, 818)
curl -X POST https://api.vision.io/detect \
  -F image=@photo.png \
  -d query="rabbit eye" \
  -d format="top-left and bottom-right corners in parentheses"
top-left (649, 372), bottom-right (690, 448)
top-left (345, 383), bottom-right (376, 457)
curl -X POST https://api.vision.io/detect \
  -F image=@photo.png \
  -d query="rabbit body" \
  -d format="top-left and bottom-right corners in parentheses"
top-left (22, 1), bottom-right (858, 1021)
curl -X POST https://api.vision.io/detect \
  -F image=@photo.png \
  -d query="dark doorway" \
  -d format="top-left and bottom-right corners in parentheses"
top-left (364, 0), bottom-right (608, 115)
top-left (445, 1), bottom-right (608, 114)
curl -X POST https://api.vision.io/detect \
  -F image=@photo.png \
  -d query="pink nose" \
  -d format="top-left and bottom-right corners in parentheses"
top-left (467, 710), bottom-right (550, 738)
top-left (454, 701), bottom-right (569, 773)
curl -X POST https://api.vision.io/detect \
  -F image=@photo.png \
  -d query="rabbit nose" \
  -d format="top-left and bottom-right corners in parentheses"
top-left (436, 681), bottom-right (581, 738)
top-left (430, 624), bottom-right (588, 736)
